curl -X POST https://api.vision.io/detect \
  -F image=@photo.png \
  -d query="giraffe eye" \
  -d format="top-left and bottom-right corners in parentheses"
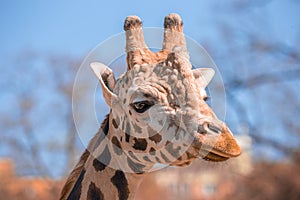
top-left (131, 101), bottom-right (154, 113)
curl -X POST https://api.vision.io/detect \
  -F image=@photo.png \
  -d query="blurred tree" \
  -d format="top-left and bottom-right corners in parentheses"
top-left (0, 50), bottom-right (83, 177)
top-left (203, 0), bottom-right (300, 159)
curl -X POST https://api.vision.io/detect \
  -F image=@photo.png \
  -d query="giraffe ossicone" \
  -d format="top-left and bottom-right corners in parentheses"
top-left (60, 13), bottom-right (241, 200)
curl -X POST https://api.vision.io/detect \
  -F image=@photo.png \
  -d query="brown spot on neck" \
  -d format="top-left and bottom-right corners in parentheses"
top-left (111, 170), bottom-right (130, 200)
top-left (87, 182), bottom-right (104, 200)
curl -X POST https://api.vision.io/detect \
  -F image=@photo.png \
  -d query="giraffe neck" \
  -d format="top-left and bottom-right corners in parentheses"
top-left (61, 115), bottom-right (149, 200)
top-left (67, 161), bottom-right (145, 200)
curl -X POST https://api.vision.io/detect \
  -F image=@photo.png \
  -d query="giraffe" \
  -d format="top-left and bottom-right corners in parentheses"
top-left (60, 13), bottom-right (241, 200)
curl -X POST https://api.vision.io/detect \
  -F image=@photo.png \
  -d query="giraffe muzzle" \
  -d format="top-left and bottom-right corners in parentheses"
top-left (193, 119), bottom-right (241, 161)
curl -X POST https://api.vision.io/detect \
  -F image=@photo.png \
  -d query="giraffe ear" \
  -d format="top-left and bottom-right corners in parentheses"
top-left (192, 68), bottom-right (215, 88)
top-left (90, 62), bottom-right (118, 107)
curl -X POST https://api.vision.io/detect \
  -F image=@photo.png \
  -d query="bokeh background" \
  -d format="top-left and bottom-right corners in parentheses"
top-left (1, 0), bottom-right (300, 199)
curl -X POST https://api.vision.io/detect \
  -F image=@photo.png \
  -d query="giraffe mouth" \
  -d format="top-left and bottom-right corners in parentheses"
top-left (199, 148), bottom-right (230, 162)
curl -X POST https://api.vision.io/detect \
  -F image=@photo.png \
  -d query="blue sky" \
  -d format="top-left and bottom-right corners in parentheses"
top-left (1, 0), bottom-right (299, 58)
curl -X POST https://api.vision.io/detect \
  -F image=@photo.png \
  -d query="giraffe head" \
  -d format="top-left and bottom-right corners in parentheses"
top-left (91, 14), bottom-right (240, 172)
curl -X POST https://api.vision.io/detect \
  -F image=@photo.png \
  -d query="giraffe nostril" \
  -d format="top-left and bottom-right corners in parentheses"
top-left (197, 123), bottom-right (222, 135)
top-left (207, 123), bottom-right (222, 134)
